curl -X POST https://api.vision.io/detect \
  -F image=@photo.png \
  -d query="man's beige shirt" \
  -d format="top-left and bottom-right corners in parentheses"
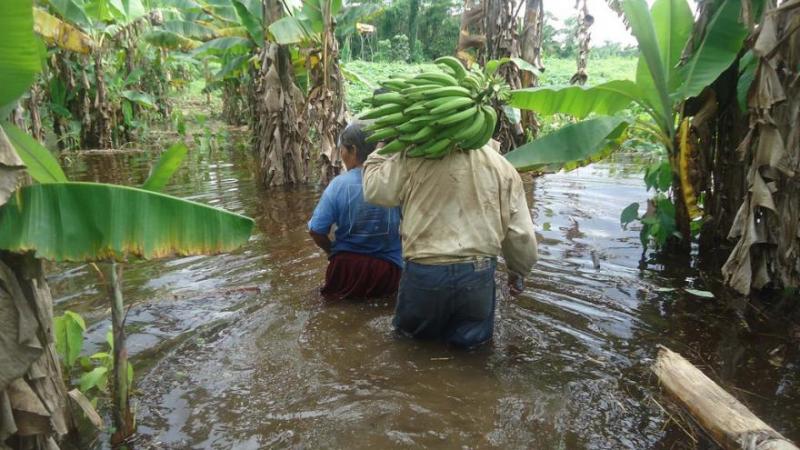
top-left (362, 144), bottom-right (538, 277)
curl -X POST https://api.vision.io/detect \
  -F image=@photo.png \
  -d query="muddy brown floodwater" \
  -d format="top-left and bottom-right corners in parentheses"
top-left (51, 144), bottom-right (798, 449)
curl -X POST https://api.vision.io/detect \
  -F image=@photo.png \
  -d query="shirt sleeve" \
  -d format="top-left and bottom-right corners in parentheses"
top-left (308, 182), bottom-right (338, 235)
top-left (362, 151), bottom-right (407, 208)
top-left (501, 172), bottom-right (539, 277)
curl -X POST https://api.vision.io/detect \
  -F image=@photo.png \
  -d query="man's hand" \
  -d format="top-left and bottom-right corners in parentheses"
top-left (508, 273), bottom-right (524, 296)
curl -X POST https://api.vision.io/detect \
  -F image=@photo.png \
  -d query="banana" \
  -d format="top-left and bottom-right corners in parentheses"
top-left (414, 72), bottom-right (458, 86)
top-left (359, 103), bottom-right (404, 120)
top-left (451, 107), bottom-right (486, 142)
top-left (461, 107), bottom-right (496, 149)
top-left (359, 65), bottom-right (510, 158)
top-left (401, 85), bottom-right (442, 96)
top-left (433, 106), bottom-right (479, 127)
top-left (377, 139), bottom-right (407, 155)
top-left (366, 127), bottom-right (400, 143)
top-left (397, 120), bottom-right (425, 134)
top-left (399, 125), bottom-right (435, 143)
top-left (380, 79), bottom-right (409, 91)
top-left (372, 92), bottom-right (407, 106)
top-left (374, 112), bottom-right (406, 127)
top-left (403, 103), bottom-right (429, 116)
top-left (435, 56), bottom-right (468, 80)
top-left (417, 85), bottom-right (472, 100)
top-left (409, 137), bottom-right (451, 158)
top-left (429, 97), bottom-right (475, 115)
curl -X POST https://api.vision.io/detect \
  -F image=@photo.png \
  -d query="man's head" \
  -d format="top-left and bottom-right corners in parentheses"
top-left (338, 121), bottom-right (377, 170)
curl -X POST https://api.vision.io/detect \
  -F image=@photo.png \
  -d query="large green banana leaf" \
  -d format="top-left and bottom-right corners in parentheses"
top-left (192, 36), bottom-right (252, 56)
top-left (649, 0), bottom-right (693, 92)
top-left (507, 80), bottom-right (640, 119)
top-left (505, 116), bottom-right (630, 172)
top-left (623, 0), bottom-right (673, 129)
top-left (0, 182), bottom-right (254, 262)
top-left (0, 0), bottom-right (41, 109)
top-left (45, 0), bottom-right (92, 28)
top-left (269, 16), bottom-right (312, 45)
top-left (677, 0), bottom-right (747, 100)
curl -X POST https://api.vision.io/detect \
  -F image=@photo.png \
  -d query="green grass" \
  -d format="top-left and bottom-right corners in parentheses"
top-left (342, 57), bottom-right (637, 113)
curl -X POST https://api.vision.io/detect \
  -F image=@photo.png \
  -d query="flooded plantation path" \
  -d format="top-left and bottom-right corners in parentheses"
top-left (52, 146), bottom-right (798, 449)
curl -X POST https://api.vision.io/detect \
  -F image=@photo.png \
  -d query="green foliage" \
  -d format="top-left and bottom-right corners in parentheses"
top-left (508, 80), bottom-right (641, 119)
top-left (505, 116), bottom-right (630, 172)
top-left (0, 0), bottom-right (41, 109)
top-left (142, 143), bottom-right (189, 192)
top-left (54, 310), bottom-right (86, 368)
top-left (676, 0), bottom-right (747, 99)
top-left (2, 123), bottom-right (68, 183)
top-left (390, 34), bottom-right (409, 62)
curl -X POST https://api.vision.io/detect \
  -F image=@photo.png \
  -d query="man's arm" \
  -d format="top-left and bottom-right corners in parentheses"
top-left (501, 173), bottom-right (538, 294)
top-left (309, 231), bottom-right (332, 254)
top-left (362, 151), bottom-right (407, 208)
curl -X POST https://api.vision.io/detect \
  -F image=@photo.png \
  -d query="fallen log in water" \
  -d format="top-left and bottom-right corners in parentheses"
top-left (652, 346), bottom-right (798, 450)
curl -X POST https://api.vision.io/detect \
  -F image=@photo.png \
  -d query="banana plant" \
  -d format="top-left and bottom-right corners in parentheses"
top-left (0, 3), bottom-right (253, 443)
top-left (504, 0), bottom-right (748, 250)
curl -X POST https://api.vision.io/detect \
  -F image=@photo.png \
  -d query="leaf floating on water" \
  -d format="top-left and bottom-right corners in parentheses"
top-left (654, 287), bottom-right (677, 292)
top-left (685, 288), bottom-right (714, 298)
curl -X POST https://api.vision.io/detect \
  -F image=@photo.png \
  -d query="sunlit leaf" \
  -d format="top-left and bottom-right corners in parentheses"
top-left (143, 30), bottom-right (202, 51)
top-left (269, 16), bottom-right (311, 45)
top-left (508, 80), bottom-right (640, 119)
top-left (623, 0), bottom-right (672, 127)
top-left (192, 37), bottom-right (251, 56)
top-left (79, 366), bottom-right (108, 392)
top-left (45, 0), bottom-right (92, 27)
top-left (142, 143), bottom-right (188, 192)
top-left (685, 288), bottom-right (715, 298)
top-left (54, 310), bottom-right (86, 368)
top-left (0, 182), bottom-right (254, 262)
top-left (2, 123), bottom-right (68, 183)
top-left (677, 0), bottom-right (748, 100)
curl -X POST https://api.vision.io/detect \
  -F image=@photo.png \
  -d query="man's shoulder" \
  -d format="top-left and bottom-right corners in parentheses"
top-left (472, 145), bottom-right (518, 174)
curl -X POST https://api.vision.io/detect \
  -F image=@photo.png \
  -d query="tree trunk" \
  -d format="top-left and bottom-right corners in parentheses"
top-left (570, 0), bottom-right (592, 86)
top-left (0, 252), bottom-right (73, 450)
top-left (26, 83), bottom-right (44, 143)
top-left (308, 0), bottom-right (347, 186)
top-left (253, 0), bottom-right (308, 188)
top-left (408, 0), bottom-right (420, 61)
top-left (91, 51), bottom-right (113, 149)
top-left (720, 2), bottom-right (800, 294)
top-left (519, 0), bottom-right (544, 135)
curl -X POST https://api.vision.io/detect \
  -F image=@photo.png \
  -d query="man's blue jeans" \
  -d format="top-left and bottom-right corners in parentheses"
top-left (393, 258), bottom-right (497, 348)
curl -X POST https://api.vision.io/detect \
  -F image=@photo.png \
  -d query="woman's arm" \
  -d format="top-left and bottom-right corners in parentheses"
top-left (309, 231), bottom-right (332, 255)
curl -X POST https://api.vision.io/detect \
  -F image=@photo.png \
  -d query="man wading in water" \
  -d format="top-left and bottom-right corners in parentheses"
top-left (362, 140), bottom-right (538, 348)
top-left (308, 122), bottom-right (403, 300)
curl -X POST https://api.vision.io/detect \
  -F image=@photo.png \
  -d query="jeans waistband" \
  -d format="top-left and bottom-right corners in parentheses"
top-left (406, 257), bottom-right (496, 272)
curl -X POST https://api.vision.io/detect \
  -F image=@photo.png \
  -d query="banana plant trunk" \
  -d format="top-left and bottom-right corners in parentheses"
top-left (570, 0), bottom-right (592, 86)
top-left (106, 261), bottom-right (134, 444)
top-left (519, 0), bottom-right (544, 135)
top-left (91, 51), bottom-right (114, 149)
top-left (254, 0), bottom-right (308, 187)
top-left (309, 0), bottom-right (347, 186)
top-left (719, 2), bottom-right (800, 294)
top-left (27, 83), bottom-right (44, 143)
top-left (457, 0), bottom-right (525, 152)
top-left (408, 0), bottom-right (420, 61)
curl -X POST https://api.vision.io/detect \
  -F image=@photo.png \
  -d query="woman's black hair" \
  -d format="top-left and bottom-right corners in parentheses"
top-left (338, 121), bottom-right (376, 163)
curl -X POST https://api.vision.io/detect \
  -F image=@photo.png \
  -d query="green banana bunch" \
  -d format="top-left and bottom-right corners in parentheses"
top-left (358, 56), bottom-right (509, 159)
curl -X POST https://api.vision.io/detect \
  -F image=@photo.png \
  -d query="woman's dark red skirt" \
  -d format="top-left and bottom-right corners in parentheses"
top-left (321, 252), bottom-right (401, 300)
